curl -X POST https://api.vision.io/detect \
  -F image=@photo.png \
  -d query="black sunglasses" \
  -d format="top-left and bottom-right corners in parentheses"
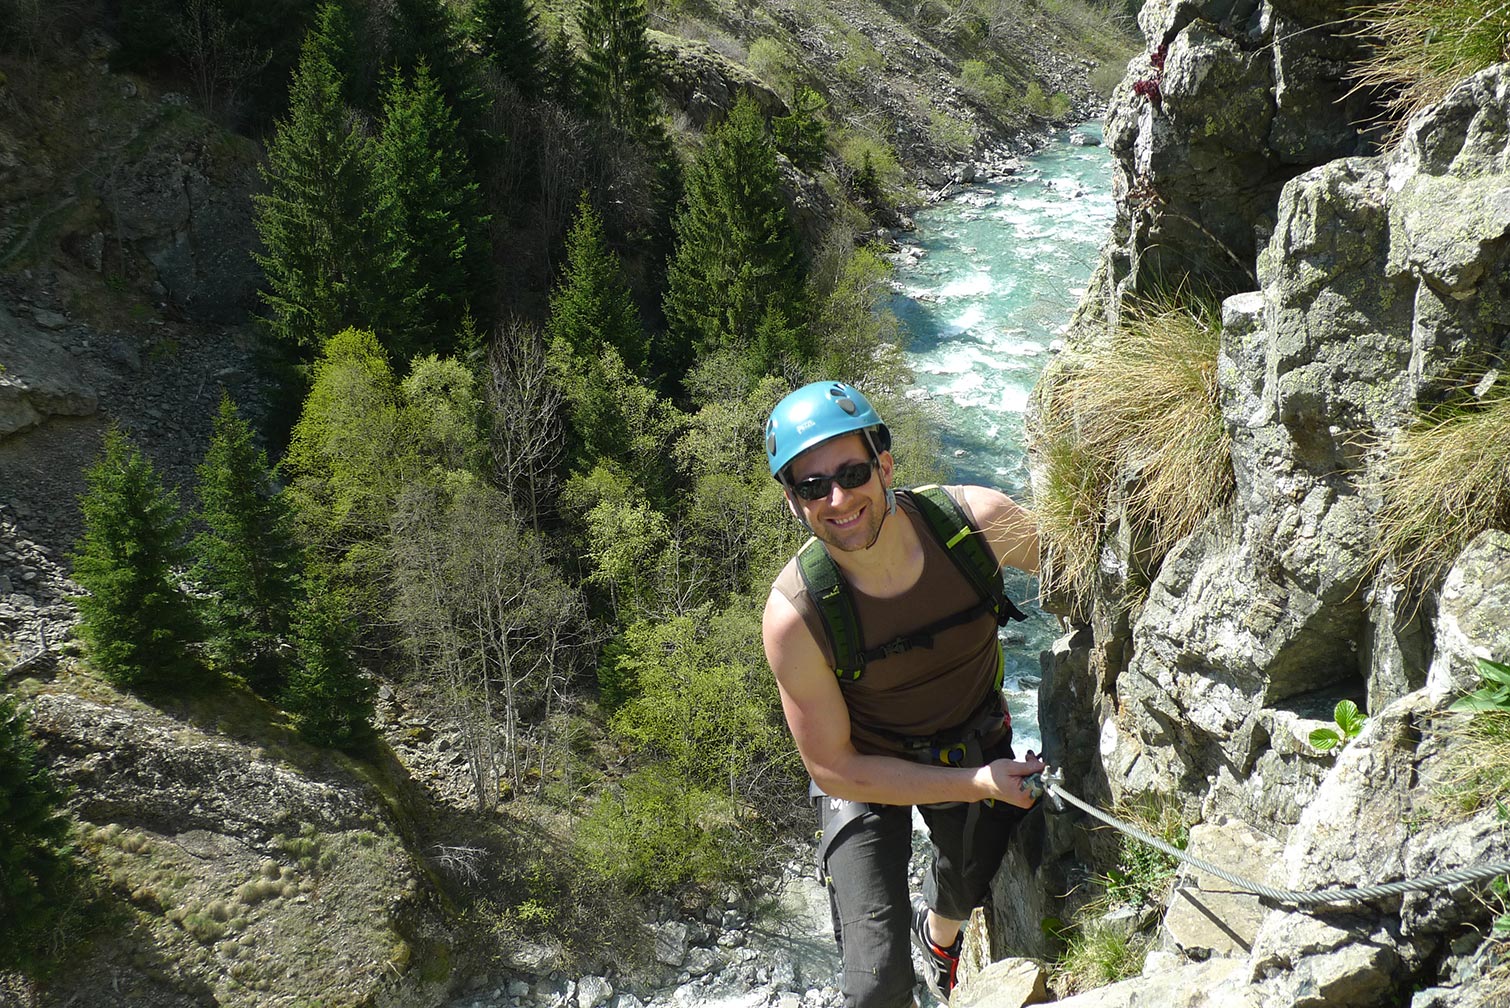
top-left (791, 461), bottom-right (875, 501)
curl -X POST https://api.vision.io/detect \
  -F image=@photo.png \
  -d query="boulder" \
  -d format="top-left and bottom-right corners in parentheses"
top-left (0, 307), bottom-right (98, 438)
top-left (1425, 531), bottom-right (1510, 705)
top-left (952, 957), bottom-right (1050, 1007)
top-left (1097, 0), bottom-right (1381, 302)
top-left (102, 114), bottom-right (263, 323)
top-left (1159, 818), bottom-right (1281, 957)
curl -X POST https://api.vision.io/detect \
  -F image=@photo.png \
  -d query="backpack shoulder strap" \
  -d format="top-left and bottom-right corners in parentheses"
top-left (905, 485), bottom-right (1028, 626)
top-left (794, 536), bottom-right (865, 680)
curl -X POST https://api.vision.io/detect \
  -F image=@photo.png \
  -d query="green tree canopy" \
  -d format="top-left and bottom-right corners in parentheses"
top-left (284, 327), bottom-right (408, 629)
top-left (606, 607), bottom-right (786, 796)
top-left (71, 429), bottom-right (202, 690)
top-left (548, 195), bottom-right (648, 375)
top-left (283, 580), bottom-right (374, 749)
top-left (468, 0), bottom-right (547, 99)
top-left (0, 695), bottom-right (75, 975)
top-left (576, 0), bottom-right (664, 144)
top-left (252, 3), bottom-right (375, 358)
top-left (401, 355), bottom-right (484, 475)
top-left (385, 0), bottom-right (486, 146)
top-left (192, 394), bottom-right (305, 698)
top-left (663, 95), bottom-right (808, 379)
top-left (368, 62), bottom-right (489, 360)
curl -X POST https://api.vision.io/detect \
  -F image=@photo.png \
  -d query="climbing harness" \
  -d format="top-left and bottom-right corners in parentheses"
top-left (796, 485), bottom-right (1028, 682)
top-left (1022, 767), bottom-right (1510, 908)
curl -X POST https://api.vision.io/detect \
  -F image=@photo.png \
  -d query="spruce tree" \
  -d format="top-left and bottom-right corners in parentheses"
top-left (192, 395), bottom-right (305, 698)
top-left (368, 63), bottom-right (488, 362)
top-left (543, 24), bottom-right (578, 107)
top-left (283, 582), bottom-right (374, 750)
top-left (547, 195), bottom-right (648, 374)
top-left (0, 694), bottom-right (74, 975)
top-left (576, 0), bottom-right (668, 150)
top-left (252, 3), bottom-right (375, 358)
top-left (663, 95), bottom-right (807, 376)
top-left (469, 0), bottom-right (546, 99)
top-left (71, 429), bottom-right (202, 691)
top-left (386, 0), bottom-right (487, 151)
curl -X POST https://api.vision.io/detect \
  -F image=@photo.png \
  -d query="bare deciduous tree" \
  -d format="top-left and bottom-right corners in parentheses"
top-left (391, 479), bottom-right (589, 810)
top-left (485, 319), bottom-right (565, 529)
top-left (174, 0), bottom-right (270, 124)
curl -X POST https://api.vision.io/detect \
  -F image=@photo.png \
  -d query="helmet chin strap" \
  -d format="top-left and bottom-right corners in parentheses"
top-left (861, 486), bottom-right (896, 551)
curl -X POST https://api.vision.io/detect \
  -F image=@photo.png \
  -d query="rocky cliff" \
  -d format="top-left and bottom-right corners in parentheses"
top-left (970, 2), bottom-right (1510, 1003)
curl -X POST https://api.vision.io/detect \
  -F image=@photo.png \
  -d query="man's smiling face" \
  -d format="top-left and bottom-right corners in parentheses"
top-left (786, 433), bottom-right (893, 553)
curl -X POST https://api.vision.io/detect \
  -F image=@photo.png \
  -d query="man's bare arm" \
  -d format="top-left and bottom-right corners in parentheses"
top-left (960, 484), bottom-right (1039, 574)
top-left (762, 588), bottom-right (1043, 806)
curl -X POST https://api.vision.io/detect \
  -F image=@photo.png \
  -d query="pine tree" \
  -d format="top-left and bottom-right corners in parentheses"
top-left (386, 0), bottom-right (487, 150)
top-left (252, 3), bottom-right (375, 358)
top-left (663, 95), bottom-right (808, 376)
top-left (543, 24), bottom-right (578, 107)
top-left (469, 0), bottom-right (546, 100)
top-left (547, 195), bottom-right (648, 374)
top-left (192, 395), bottom-right (305, 698)
top-left (71, 429), bottom-right (202, 691)
top-left (368, 63), bottom-right (488, 362)
top-left (0, 694), bottom-right (74, 975)
top-left (283, 582), bottom-right (374, 749)
top-left (576, 0), bottom-right (667, 149)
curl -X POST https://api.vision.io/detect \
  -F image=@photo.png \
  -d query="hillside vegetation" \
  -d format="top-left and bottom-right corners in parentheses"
top-left (0, 0), bottom-right (1135, 1003)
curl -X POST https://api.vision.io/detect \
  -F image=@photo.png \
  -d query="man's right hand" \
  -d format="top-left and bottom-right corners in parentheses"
top-left (983, 751), bottom-right (1046, 808)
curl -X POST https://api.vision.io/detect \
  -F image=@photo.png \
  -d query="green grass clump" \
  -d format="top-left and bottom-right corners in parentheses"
top-left (1031, 298), bottom-right (1232, 607)
top-left (1046, 793), bottom-right (1188, 995)
top-left (1372, 378), bottom-right (1510, 590)
top-left (1350, 0), bottom-right (1510, 143)
top-left (1100, 793), bottom-right (1188, 910)
top-left (1055, 921), bottom-right (1149, 993)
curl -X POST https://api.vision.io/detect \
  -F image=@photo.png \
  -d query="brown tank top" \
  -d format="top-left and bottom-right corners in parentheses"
top-left (771, 487), bottom-right (1004, 759)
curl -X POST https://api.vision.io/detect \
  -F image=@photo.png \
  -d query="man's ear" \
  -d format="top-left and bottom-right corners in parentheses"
top-left (879, 449), bottom-right (895, 487)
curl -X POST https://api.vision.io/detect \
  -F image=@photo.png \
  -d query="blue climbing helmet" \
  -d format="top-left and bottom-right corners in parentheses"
top-left (765, 381), bottom-right (892, 482)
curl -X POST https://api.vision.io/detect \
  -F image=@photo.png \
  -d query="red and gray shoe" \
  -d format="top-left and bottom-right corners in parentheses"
top-left (911, 895), bottom-right (962, 1001)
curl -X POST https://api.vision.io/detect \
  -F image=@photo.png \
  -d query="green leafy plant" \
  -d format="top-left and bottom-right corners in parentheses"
top-left (1450, 658), bottom-right (1510, 715)
top-left (1310, 699), bottom-right (1367, 752)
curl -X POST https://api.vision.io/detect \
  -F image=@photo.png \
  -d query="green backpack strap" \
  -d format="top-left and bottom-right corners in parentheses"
top-left (795, 536), bottom-right (865, 680)
top-left (907, 485), bottom-right (1028, 628)
top-left (794, 487), bottom-right (1029, 683)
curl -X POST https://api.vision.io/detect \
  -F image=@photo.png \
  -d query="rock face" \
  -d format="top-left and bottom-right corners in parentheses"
top-left (101, 111), bottom-right (264, 324)
top-left (1098, 0), bottom-right (1383, 303)
top-left (1002, 49), bottom-right (1510, 1008)
top-left (22, 681), bottom-right (452, 1008)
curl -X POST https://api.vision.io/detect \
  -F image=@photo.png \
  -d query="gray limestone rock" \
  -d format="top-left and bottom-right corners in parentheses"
top-left (654, 921), bottom-right (691, 967)
top-left (1160, 818), bottom-right (1281, 957)
top-left (576, 976), bottom-right (614, 1008)
top-left (951, 957), bottom-right (1050, 1007)
top-left (0, 305), bottom-right (98, 438)
top-left (1425, 531), bottom-right (1510, 705)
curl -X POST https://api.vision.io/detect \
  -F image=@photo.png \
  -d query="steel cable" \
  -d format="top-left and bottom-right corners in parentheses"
top-left (1033, 770), bottom-right (1510, 907)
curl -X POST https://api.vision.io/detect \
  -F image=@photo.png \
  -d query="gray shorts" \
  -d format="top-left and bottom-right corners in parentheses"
top-left (814, 742), bottom-right (1027, 1007)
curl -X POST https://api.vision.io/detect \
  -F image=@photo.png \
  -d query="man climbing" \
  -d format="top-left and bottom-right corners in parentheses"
top-left (761, 381), bottom-right (1044, 1007)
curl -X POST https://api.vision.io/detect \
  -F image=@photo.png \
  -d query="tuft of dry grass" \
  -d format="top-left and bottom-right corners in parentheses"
top-left (1349, 0), bottom-right (1510, 144)
top-left (1031, 298), bottom-right (1233, 606)
top-left (1371, 377), bottom-right (1510, 590)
